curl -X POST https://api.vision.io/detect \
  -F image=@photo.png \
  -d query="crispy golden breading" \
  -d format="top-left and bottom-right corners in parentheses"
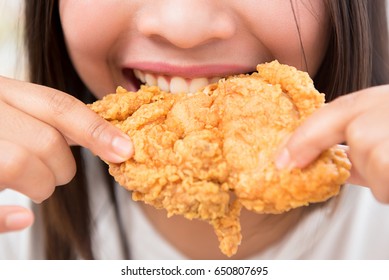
top-left (89, 60), bottom-right (351, 257)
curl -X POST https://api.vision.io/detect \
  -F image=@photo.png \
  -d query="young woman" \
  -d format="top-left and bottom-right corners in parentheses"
top-left (0, 0), bottom-right (389, 259)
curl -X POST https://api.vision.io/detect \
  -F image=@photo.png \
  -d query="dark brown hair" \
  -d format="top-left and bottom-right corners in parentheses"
top-left (24, 0), bottom-right (389, 259)
top-left (315, 1), bottom-right (389, 101)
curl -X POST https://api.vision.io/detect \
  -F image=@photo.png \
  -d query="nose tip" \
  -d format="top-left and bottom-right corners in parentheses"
top-left (135, 2), bottom-right (236, 49)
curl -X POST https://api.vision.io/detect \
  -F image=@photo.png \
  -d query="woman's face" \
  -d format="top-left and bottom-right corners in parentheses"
top-left (59, 0), bottom-right (329, 99)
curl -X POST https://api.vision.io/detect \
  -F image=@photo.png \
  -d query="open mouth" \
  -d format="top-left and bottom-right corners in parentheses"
top-left (123, 67), bottom-right (255, 94)
top-left (127, 69), bottom-right (221, 94)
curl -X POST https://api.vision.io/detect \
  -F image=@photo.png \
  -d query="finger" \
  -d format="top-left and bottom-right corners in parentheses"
top-left (363, 140), bottom-right (389, 203)
top-left (345, 106), bottom-right (389, 180)
top-left (0, 77), bottom-right (133, 163)
top-left (345, 142), bottom-right (389, 203)
top-left (276, 85), bottom-right (389, 169)
top-left (337, 145), bottom-right (367, 186)
top-left (346, 164), bottom-right (368, 187)
top-left (0, 206), bottom-right (34, 233)
top-left (0, 101), bottom-right (76, 186)
top-left (0, 140), bottom-right (56, 203)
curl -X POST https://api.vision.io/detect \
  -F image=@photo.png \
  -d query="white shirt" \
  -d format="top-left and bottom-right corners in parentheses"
top-left (1, 150), bottom-right (389, 260)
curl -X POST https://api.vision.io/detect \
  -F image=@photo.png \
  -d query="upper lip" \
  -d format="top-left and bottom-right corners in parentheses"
top-left (123, 62), bottom-right (256, 78)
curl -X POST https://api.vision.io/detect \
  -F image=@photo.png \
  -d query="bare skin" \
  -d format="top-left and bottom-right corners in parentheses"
top-left (0, 76), bottom-right (133, 233)
top-left (276, 85), bottom-right (389, 203)
top-left (1, 0), bottom-right (389, 251)
top-left (1, 0), bottom-right (330, 235)
top-left (141, 203), bottom-right (304, 259)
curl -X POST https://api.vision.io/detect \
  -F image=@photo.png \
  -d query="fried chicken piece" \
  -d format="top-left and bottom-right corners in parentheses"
top-left (89, 60), bottom-right (351, 257)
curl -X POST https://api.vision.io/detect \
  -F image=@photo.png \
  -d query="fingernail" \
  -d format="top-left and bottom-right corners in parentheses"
top-left (112, 135), bottom-right (133, 160)
top-left (275, 148), bottom-right (295, 170)
top-left (5, 212), bottom-right (33, 230)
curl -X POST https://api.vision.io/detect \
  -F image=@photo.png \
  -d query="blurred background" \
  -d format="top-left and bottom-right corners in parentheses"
top-left (0, 0), bottom-right (25, 80)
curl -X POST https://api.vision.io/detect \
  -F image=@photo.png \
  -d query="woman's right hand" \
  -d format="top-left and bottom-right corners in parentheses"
top-left (0, 76), bottom-right (134, 233)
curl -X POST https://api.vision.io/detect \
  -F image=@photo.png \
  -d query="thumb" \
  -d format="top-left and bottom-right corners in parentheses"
top-left (0, 206), bottom-right (34, 233)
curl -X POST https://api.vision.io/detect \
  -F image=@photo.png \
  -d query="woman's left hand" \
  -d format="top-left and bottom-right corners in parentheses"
top-left (275, 85), bottom-right (389, 203)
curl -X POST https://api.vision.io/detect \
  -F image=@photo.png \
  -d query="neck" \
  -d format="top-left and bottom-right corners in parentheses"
top-left (140, 203), bottom-right (304, 259)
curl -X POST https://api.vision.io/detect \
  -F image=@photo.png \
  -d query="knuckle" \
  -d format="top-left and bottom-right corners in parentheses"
top-left (33, 187), bottom-right (55, 204)
top-left (366, 144), bottom-right (389, 203)
top-left (0, 142), bottom-right (58, 203)
top-left (57, 161), bottom-right (77, 186)
top-left (345, 121), bottom-right (365, 147)
top-left (0, 148), bottom-right (29, 184)
top-left (32, 127), bottom-right (76, 186)
top-left (369, 145), bottom-right (389, 176)
top-left (85, 117), bottom-right (111, 144)
top-left (32, 175), bottom-right (57, 203)
top-left (37, 130), bottom-right (76, 186)
top-left (37, 127), bottom-right (65, 156)
top-left (46, 91), bottom-right (79, 117)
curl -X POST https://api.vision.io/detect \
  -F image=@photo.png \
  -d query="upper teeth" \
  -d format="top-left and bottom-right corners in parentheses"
top-left (133, 69), bottom-right (220, 94)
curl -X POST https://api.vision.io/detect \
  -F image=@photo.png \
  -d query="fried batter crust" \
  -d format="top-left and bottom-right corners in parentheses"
top-left (89, 60), bottom-right (351, 257)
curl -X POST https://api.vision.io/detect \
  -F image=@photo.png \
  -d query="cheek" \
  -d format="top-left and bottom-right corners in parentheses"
top-left (239, 0), bottom-right (329, 76)
top-left (290, 1), bottom-right (330, 75)
top-left (59, 0), bottom-right (126, 98)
